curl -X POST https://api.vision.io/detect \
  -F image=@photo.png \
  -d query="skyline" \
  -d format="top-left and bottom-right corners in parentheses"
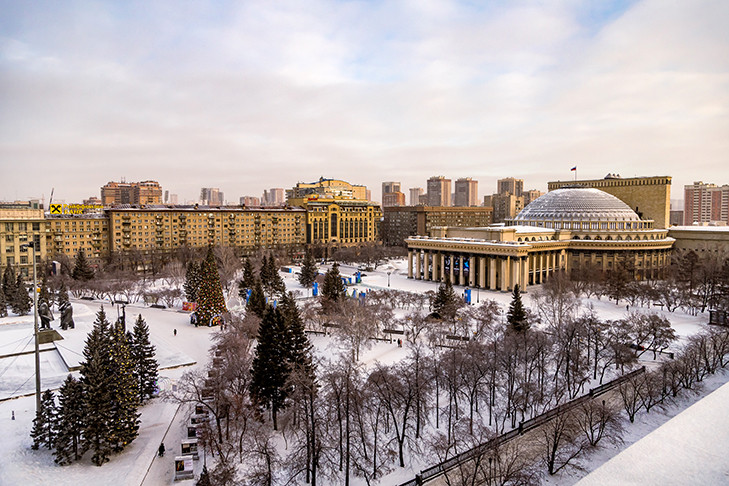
top-left (1, 0), bottom-right (728, 204)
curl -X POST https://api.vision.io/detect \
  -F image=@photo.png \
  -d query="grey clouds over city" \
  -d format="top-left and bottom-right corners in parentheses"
top-left (1, 0), bottom-right (727, 203)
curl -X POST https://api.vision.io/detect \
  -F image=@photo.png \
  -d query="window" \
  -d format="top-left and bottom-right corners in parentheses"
top-left (32, 222), bottom-right (40, 231)
top-left (5, 223), bottom-right (12, 231)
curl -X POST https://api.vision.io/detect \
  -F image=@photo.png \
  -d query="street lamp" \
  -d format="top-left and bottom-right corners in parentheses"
top-left (387, 271), bottom-right (391, 287)
top-left (20, 242), bottom-right (41, 413)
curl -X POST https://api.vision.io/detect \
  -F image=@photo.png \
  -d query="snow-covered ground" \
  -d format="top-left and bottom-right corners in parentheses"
top-left (0, 258), bottom-right (726, 485)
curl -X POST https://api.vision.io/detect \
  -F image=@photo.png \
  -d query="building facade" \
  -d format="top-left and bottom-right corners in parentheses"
top-left (409, 188), bottom-right (424, 206)
top-left (454, 178), bottom-right (479, 207)
top-left (684, 181), bottom-right (729, 226)
top-left (382, 192), bottom-right (406, 207)
top-left (407, 188), bottom-right (673, 291)
top-left (498, 177), bottom-right (524, 196)
top-left (548, 175), bottom-right (671, 230)
top-left (0, 205), bottom-right (47, 277)
top-left (101, 180), bottom-right (163, 206)
top-left (382, 206), bottom-right (493, 246)
top-left (200, 187), bottom-right (224, 206)
top-left (427, 176), bottom-right (451, 207)
top-left (484, 193), bottom-right (525, 224)
top-left (287, 178), bottom-right (368, 201)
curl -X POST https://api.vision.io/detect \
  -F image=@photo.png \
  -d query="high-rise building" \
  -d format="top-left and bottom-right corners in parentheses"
top-left (498, 177), bottom-right (524, 197)
top-left (240, 196), bottom-right (261, 206)
top-left (200, 187), bottom-right (224, 206)
top-left (684, 181), bottom-right (729, 225)
top-left (382, 181), bottom-right (405, 207)
top-left (382, 206), bottom-right (493, 246)
top-left (101, 180), bottom-right (163, 206)
top-left (382, 181), bottom-right (401, 195)
top-left (454, 178), bottom-right (478, 207)
top-left (262, 188), bottom-right (285, 206)
top-left (427, 176), bottom-right (451, 207)
top-left (409, 188), bottom-right (424, 206)
top-left (168, 194), bottom-right (178, 204)
top-left (484, 193), bottom-right (525, 223)
top-left (523, 189), bottom-right (543, 206)
top-left (382, 192), bottom-right (406, 207)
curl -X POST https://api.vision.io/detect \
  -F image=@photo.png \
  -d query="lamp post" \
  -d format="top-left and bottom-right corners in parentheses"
top-left (387, 271), bottom-right (391, 287)
top-left (21, 242), bottom-right (41, 413)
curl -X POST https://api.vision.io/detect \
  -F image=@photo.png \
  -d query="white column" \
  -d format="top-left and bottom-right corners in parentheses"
top-left (459, 255), bottom-right (466, 286)
top-left (415, 251), bottom-right (422, 280)
top-left (479, 256), bottom-right (486, 288)
top-left (500, 257), bottom-right (508, 292)
top-left (522, 257), bottom-right (529, 289)
top-left (449, 254), bottom-right (455, 284)
top-left (469, 256), bottom-right (476, 287)
top-left (489, 257), bottom-right (496, 290)
top-left (408, 250), bottom-right (413, 278)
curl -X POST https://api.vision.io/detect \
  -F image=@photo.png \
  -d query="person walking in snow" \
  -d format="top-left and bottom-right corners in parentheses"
top-left (158, 442), bottom-right (165, 457)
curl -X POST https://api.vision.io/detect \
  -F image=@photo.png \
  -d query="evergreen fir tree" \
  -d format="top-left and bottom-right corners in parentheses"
top-left (298, 249), bottom-right (318, 289)
top-left (30, 389), bottom-right (57, 450)
top-left (80, 307), bottom-right (114, 466)
top-left (0, 279), bottom-right (7, 318)
top-left (246, 278), bottom-right (267, 319)
top-left (239, 257), bottom-right (256, 294)
top-left (57, 279), bottom-right (70, 307)
top-left (259, 254), bottom-right (271, 289)
top-left (280, 292), bottom-right (315, 378)
top-left (2, 265), bottom-right (16, 303)
top-left (184, 261), bottom-right (201, 302)
top-left (506, 284), bottom-right (529, 332)
top-left (195, 246), bottom-right (227, 326)
top-left (54, 375), bottom-right (85, 465)
top-left (12, 275), bottom-right (31, 316)
top-left (107, 322), bottom-right (140, 452)
top-left (39, 271), bottom-right (51, 309)
top-left (72, 250), bottom-right (94, 281)
top-left (250, 306), bottom-right (291, 430)
top-left (266, 253), bottom-right (286, 297)
top-left (431, 277), bottom-right (460, 322)
top-left (321, 263), bottom-right (345, 309)
top-left (131, 314), bottom-right (158, 402)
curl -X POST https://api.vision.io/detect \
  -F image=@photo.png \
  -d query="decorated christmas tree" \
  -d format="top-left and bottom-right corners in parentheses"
top-left (184, 261), bottom-right (201, 303)
top-left (195, 246), bottom-right (227, 326)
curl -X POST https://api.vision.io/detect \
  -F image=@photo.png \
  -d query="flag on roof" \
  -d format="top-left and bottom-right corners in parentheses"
top-left (570, 166), bottom-right (577, 171)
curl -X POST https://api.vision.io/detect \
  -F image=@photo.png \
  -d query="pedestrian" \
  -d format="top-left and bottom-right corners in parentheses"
top-left (626, 305), bottom-right (629, 311)
top-left (158, 442), bottom-right (165, 457)
top-left (174, 328), bottom-right (177, 336)
top-left (11, 411), bottom-right (15, 420)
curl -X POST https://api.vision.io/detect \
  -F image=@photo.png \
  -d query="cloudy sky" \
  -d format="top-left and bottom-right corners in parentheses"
top-left (1, 0), bottom-right (727, 205)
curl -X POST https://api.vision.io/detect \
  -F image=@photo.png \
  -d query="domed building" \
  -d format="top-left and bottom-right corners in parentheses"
top-left (405, 187), bottom-right (674, 291)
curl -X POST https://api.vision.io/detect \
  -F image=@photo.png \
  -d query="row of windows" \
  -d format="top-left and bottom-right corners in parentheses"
top-left (3, 222), bottom-right (42, 231)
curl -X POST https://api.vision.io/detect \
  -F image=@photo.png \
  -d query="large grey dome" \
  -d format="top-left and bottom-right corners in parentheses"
top-left (514, 188), bottom-right (641, 222)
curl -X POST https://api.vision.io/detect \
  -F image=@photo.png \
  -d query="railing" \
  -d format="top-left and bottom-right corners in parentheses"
top-left (400, 366), bottom-right (646, 486)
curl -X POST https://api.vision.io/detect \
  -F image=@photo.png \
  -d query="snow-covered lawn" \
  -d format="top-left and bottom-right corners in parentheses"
top-left (0, 258), bottom-right (725, 485)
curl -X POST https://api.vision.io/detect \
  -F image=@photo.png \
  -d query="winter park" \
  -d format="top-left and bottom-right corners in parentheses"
top-left (1, 246), bottom-right (729, 486)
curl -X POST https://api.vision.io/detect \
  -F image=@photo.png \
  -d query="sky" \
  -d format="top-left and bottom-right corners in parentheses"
top-left (0, 0), bottom-right (727, 205)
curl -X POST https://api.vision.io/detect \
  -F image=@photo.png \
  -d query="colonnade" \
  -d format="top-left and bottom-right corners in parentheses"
top-left (407, 248), bottom-right (566, 291)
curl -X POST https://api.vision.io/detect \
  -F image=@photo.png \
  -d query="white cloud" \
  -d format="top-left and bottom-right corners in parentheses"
top-left (0, 0), bottom-right (727, 204)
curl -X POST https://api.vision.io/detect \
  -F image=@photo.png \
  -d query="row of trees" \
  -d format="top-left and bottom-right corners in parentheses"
top-left (167, 263), bottom-right (692, 485)
top-left (30, 309), bottom-right (158, 466)
top-left (1, 265), bottom-right (31, 316)
top-left (570, 250), bottom-right (729, 314)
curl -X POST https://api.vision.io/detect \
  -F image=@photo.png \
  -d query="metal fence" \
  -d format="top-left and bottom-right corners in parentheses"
top-left (399, 366), bottom-right (646, 486)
